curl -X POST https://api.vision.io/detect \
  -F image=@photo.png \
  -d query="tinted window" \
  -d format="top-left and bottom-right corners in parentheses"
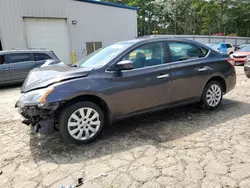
top-left (226, 44), bottom-right (232, 48)
top-left (169, 42), bottom-right (199, 62)
top-left (34, 53), bottom-right (52, 61)
top-left (9, 53), bottom-right (33, 63)
top-left (0, 55), bottom-right (5, 65)
top-left (123, 42), bottom-right (165, 69)
top-left (198, 46), bottom-right (209, 57)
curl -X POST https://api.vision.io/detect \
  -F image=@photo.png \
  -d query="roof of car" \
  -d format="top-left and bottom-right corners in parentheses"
top-left (120, 36), bottom-right (198, 44)
top-left (0, 49), bottom-right (52, 54)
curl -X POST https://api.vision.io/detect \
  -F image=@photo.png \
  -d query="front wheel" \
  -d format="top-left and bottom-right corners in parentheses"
top-left (59, 102), bottom-right (104, 144)
top-left (201, 81), bottom-right (223, 110)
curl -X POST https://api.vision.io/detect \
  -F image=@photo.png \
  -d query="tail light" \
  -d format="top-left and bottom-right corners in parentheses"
top-left (227, 58), bottom-right (235, 67)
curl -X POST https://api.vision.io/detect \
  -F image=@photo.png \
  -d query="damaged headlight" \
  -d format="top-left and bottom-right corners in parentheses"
top-left (17, 87), bottom-right (54, 107)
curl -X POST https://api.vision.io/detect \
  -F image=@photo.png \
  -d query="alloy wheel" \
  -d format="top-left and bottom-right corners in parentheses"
top-left (206, 84), bottom-right (222, 107)
top-left (67, 107), bottom-right (101, 140)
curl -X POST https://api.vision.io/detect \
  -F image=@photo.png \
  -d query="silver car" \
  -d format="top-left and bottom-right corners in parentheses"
top-left (0, 49), bottom-right (59, 86)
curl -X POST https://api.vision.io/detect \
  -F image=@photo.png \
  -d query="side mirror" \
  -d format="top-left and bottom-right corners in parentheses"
top-left (117, 60), bottom-right (134, 70)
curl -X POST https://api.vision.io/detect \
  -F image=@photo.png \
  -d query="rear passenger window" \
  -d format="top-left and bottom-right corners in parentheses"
top-left (34, 53), bottom-right (52, 61)
top-left (226, 44), bottom-right (232, 48)
top-left (9, 53), bottom-right (33, 63)
top-left (168, 42), bottom-right (200, 62)
top-left (198, 46), bottom-right (209, 57)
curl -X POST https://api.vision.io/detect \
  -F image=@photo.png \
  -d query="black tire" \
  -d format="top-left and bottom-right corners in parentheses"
top-left (201, 81), bottom-right (223, 110)
top-left (59, 101), bottom-right (104, 144)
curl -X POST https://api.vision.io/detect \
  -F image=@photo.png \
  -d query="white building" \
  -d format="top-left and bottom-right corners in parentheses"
top-left (0, 0), bottom-right (138, 63)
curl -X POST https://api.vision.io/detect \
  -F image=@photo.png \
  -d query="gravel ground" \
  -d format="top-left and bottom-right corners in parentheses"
top-left (0, 67), bottom-right (250, 188)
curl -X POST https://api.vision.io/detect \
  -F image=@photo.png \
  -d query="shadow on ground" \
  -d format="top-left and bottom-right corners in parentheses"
top-left (29, 98), bottom-right (249, 164)
top-left (0, 83), bottom-right (21, 90)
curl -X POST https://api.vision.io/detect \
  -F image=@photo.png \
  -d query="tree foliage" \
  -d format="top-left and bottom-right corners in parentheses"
top-left (103, 0), bottom-right (250, 36)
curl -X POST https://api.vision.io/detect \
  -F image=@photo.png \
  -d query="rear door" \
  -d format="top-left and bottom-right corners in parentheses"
top-left (167, 41), bottom-right (211, 104)
top-left (9, 52), bottom-right (36, 81)
top-left (0, 54), bottom-right (11, 84)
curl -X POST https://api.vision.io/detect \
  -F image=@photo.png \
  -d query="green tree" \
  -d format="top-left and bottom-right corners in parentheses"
top-left (103, 0), bottom-right (250, 37)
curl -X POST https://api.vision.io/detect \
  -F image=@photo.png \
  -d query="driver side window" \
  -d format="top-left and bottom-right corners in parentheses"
top-left (122, 42), bottom-right (165, 69)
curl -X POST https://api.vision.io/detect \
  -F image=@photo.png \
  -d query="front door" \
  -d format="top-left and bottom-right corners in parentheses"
top-left (8, 53), bottom-right (36, 81)
top-left (110, 42), bottom-right (172, 117)
top-left (0, 54), bottom-right (11, 85)
top-left (167, 41), bottom-right (211, 104)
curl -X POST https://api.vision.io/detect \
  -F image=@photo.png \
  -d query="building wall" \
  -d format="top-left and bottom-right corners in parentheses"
top-left (68, 1), bottom-right (137, 59)
top-left (0, 0), bottom-right (137, 60)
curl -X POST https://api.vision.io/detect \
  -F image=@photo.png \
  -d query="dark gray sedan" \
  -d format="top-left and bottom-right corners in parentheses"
top-left (16, 37), bottom-right (236, 144)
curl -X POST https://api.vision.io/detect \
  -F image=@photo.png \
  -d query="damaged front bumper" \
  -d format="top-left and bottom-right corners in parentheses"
top-left (16, 102), bottom-right (60, 135)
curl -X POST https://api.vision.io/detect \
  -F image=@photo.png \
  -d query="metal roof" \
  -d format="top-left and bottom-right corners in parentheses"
top-left (76, 0), bottom-right (138, 10)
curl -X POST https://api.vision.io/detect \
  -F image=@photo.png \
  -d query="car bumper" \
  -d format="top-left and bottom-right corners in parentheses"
top-left (244, 65), bottom-right (250, 78)
top-left (233, 58), bottom-right (247, 64)
top-left (17, 102), bottom-right (60, 135)
top-left (226, 68), bottom-right (237, 93)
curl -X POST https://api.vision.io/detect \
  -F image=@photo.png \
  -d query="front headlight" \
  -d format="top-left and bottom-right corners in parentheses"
top-left (230, 54), bottom-right (234, 58)
top-left (18, 87), bottom-right (54, 107)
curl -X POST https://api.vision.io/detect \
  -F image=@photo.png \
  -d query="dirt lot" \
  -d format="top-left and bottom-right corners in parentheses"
top-left (0, 67), bottom-right (250, 188)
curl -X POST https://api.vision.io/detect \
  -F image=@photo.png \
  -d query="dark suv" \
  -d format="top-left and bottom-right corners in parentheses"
top-left (16, 37), bottom-right (236, 144)
top-left (0, 49), bottom-right (59, 86)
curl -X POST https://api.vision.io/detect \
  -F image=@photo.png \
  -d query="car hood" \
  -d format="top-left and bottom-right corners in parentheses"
top-left (21, 64), bottom-right (92, 93)
top-left (233, 52), bottom-right (250, 56)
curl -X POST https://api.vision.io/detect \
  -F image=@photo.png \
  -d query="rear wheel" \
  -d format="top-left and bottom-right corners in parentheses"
top-left (201, 81), bottom-right (223, 110)
top-left (59, 102), bottom-right (104, 144)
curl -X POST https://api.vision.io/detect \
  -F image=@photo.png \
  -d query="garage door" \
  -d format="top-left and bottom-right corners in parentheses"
top-left (24, 18), bottom-right (71, 64)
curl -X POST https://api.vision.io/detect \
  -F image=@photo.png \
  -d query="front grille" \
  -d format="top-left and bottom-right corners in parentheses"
top-left (233, 55), bottom-right (247, 58)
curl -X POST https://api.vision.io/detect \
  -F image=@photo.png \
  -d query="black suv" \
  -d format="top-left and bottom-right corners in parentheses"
top-left (0, 49), bottom-right (59, 86)
top-left (16, 37), bottom-right (236, 144)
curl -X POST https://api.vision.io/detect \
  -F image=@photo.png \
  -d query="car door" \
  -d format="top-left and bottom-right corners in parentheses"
top-left (34, 52), bottom-right (54, 67)
top-left (0, 53), bottom-right (11, 85)
top-left (109, 41), bottom-right (172, 117)
top-left (8, 52), bottom-right (36, 81)
top-left (167, 41), bottom-right (211, 104)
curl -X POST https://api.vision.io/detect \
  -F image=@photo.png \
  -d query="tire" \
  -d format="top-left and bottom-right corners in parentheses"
top-left (59, 101), bottom-right (104, 144)
top-left (201, 81), bottom-right (223, 110)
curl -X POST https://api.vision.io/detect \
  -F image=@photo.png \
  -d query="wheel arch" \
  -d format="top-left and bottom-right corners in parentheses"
top-left (56, 94), bottom-right (111, 124)
top-left (205, 76), bottom-right (226, 93)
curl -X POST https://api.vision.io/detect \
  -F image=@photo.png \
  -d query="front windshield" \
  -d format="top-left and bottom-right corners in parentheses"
top-left (77, 42), bottom-right (135, 68)
top-left (239, 44), bottom-right (250, 52)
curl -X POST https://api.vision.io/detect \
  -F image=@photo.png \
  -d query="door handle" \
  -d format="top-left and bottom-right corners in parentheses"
top-left (198, 66), bottom-right (211, 72)
top-left (157, 74), bottom-right (169, 79)
top-left (9, 67), bottom-right (15, 70)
